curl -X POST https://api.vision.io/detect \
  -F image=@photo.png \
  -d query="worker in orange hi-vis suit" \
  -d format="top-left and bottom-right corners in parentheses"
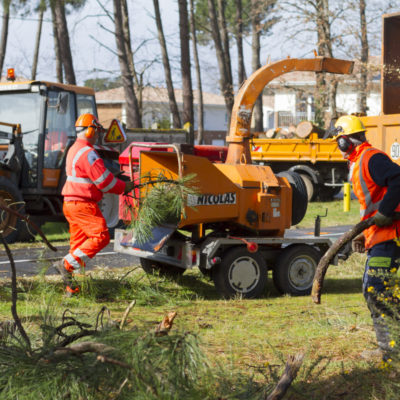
top-left (54, 113), bottom-right (135, 296)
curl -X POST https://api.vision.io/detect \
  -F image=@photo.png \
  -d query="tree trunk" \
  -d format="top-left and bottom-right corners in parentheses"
top-left (121, 0), bottom-right (142, 125)
top-left (328, 77), bottom-right (338, 120)
top-left (113, 0), bottom-right (141, 128)
top-left (31, 4), bottom-right (45, 80)
top-left (50, 1), bottom-right (63, 83)
top-left (0, 0), bottom-right (10, 80)
top-left (235, 0), bottom-right (246, 85)
top-left (217, 0), bottom-right (233, 88)
top-left (207, 0), bottom-right (234, 125)
top-left (53, 0), bottom-right (76, 85)
top-left (189, 0), bottom-right (204, 144)
top-left (153, 0), bottom-right (181, 128)
top-left (358, 0), bottom-right (368, 114)
top-left (178, 0), bottom-right (194, 127)
top-left (251, 0), bottom-right (263, 132)
top-left (315, 0), bottom-right (336, 125)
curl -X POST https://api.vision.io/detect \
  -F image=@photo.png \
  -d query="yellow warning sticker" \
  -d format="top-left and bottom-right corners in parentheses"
top-left (104, 119), bottom-right (126, 143)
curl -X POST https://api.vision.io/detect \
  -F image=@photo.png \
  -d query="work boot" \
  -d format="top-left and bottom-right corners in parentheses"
top-left (54, 260), bottom-right (80, 297)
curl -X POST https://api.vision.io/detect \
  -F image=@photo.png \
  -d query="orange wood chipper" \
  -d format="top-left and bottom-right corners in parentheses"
top-left (114, 57), bottom-right (353, 298)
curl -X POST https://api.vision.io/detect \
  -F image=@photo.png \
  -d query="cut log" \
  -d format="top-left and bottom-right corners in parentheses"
top-left (295, 121), bottom-right (325, 139)
top-left (311, 218), bottom-right (374, 304)
top-left (266, 353), bottom-right (304, 400)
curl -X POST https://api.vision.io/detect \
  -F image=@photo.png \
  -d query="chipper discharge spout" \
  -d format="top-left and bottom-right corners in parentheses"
top-left (226, 57), bottom-right (354, 165)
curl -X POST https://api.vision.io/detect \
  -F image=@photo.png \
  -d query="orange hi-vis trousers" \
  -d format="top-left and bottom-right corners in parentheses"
top-left (62, 201), bottom-right (110, 272)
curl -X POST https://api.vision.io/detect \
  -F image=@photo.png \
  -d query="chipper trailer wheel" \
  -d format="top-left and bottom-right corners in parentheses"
top-left (212, 247), bottom-right (268, 299)
top-left (273, 244), bottom-right (321, 296)
top-left (140, 258), bottom-right (185, 278)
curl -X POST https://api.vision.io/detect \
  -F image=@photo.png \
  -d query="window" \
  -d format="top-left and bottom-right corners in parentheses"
top-left (0, 91), bottom-right (41, 185)
top-left (77, 94), bottom-right (97, 117)
top-left (44, 90), bottom-right (76, 169)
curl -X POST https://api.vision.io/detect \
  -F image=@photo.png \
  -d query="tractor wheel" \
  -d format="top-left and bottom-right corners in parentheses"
top-left (299, 174), bottom-right (315, 202)
top-left (140, 258), bottom-right (185, 278)
top-left (273, 244), bottom-right (321, 296)
top-left (277, 171), bottom-right (308, 225)
top-left (0, 177), bottom-right (25, 243)
top-left (212, 247), bottom-right (267, 299)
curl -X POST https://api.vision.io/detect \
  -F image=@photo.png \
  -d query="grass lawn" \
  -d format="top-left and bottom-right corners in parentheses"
top-left (1, 199), bottom-right (394, 398)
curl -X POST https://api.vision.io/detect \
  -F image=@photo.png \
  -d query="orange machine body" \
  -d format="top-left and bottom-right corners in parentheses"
top-left (140, 151), bottom-right (292, 235)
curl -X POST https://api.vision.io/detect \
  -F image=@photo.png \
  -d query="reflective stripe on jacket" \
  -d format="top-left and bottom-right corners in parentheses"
top-left (62, 138), bottom-right (125, 202)
top-left (351, 145), bottom-right (400, 249)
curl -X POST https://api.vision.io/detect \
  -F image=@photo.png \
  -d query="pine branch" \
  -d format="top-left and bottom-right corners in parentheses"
top-left (127, 172), bottom-right (198, 244)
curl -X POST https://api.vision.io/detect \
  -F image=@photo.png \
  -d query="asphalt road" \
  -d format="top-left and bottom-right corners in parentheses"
top-left (0, 241), bottom-right (139, 278)
top-left (0, 225), bottom-right (353, 278)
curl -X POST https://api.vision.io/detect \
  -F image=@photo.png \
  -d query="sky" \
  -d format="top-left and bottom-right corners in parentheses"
top-left (4, 0), bottom-right (305, 92)
top-left (3, 0), bottom-right (391, 93)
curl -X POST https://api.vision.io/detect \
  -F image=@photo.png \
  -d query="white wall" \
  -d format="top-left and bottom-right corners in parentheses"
top-left (367, 93), bottom-right (381, 116)
top-left (274, 93), bottom-right (296, 113)
top-left (202, 105), bottom-right (228, 131)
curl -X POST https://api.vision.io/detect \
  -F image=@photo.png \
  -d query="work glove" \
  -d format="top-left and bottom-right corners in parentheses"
top-left (124, 181), bottom-right (136, 194)
top-left (373, 211), bottom-right (393, 227)
top-left (352, 233), bottom-right (366, 253)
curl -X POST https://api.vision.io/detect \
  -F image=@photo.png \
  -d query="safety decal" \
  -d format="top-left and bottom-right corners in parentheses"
top-left (187, 192), bottom-right (236, 206)
top-left (104, 119), bottom-right (127, 143)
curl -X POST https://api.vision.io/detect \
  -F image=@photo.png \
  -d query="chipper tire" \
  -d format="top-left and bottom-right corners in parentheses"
top-left (277, 171), bottom-right (308, 225)
top-left (0, 177), bottom-right (25, 243)
top-left (273, 244), bottom-right (321, 296)
top-left (212, 247), bottom-right (267, 299)
top-left (140, 258), bottom-right (185, 278)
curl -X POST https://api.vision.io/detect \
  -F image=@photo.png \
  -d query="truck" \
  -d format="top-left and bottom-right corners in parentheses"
top-left (0, 74), bottom-right (122, 243)
top-left (250, 132), bottom-right (346, 201)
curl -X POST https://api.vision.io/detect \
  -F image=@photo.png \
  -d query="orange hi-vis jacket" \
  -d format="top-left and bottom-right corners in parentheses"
top-left (350, 143), bottom-right (400, 249)
top-left (62, 138), bottom-right (125, 202)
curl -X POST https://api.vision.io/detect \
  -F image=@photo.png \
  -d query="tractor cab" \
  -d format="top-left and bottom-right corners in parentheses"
top-left (0, 79), bottom-right (98, 242)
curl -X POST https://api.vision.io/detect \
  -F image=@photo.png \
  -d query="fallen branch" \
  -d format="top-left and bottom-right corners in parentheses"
top-left (266, 353), bottom-right (304, 400)
top-left (97, 354), bottom-right (132, 369)
top-left (0, 202), bottom-right (57, 251)
top-left (120, 299), bottom-right (136, 330)
top-left (0, 234), bottom-right (31, 352)
top-left (155, 312), bottom-right (177, 336)
top-left (311, 218), bottom-right (374, 304)
top-left (51, 341), bottom-right (115, 357)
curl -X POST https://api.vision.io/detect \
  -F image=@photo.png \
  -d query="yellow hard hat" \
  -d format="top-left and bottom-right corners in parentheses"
top-left (334, 115), bottom-right (366, 137)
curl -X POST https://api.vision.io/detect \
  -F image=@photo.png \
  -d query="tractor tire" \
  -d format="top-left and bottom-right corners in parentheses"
top-left (212, 247), bottom-right (267, 299)
top-left (299, 174), bottom-right (315, 202)
top-left (273, 244), bottom-right (321, 296)
top-left (0, 177), bottom-right (25, 243)
top-left (277, 171), bottom-right (308, 225)
top-left (140, 258), bottom-right (185, 278)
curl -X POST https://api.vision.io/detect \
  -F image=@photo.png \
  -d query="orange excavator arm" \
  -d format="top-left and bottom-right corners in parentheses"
top-left (226, 56), bottom-right (354, 164)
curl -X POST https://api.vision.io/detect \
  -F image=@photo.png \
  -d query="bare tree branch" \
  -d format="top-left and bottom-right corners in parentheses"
top-left (266, 353), bottom-right (305, 400)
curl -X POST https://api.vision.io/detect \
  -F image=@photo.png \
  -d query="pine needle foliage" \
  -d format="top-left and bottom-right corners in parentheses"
top-left (0, 309), bottom-right (266, 400)
top-left (128, 171), bottom-right (198, 244)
